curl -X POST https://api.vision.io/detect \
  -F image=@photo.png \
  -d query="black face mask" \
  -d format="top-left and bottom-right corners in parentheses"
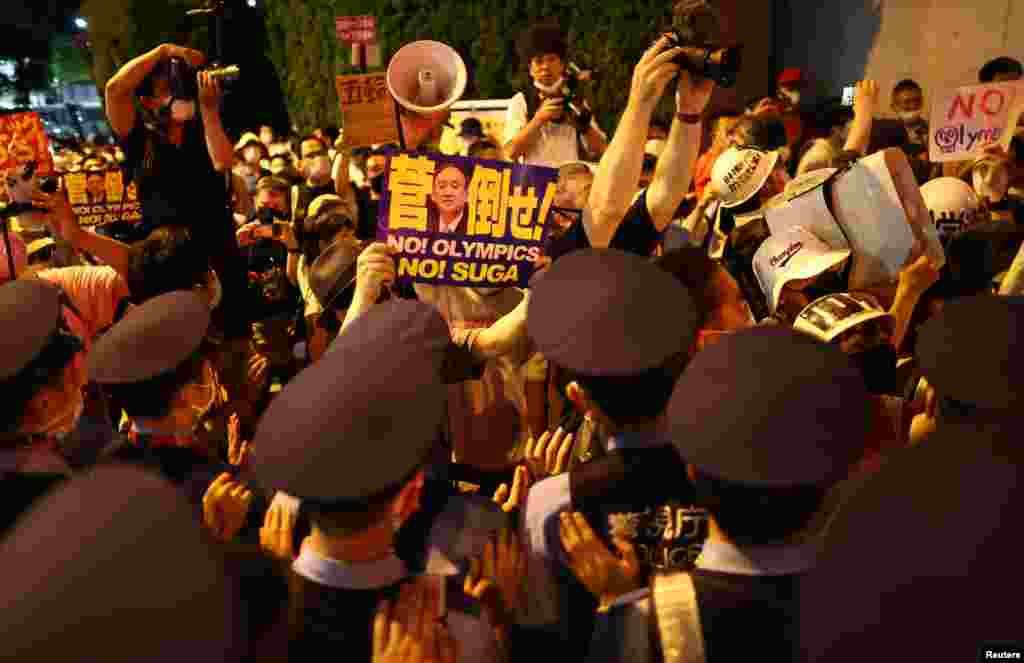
top-left (850, 344), bottom-right (901, 395)
top-left (370, 173), bottom-right (386, 195)
top-left (255, 207), bottom-right (284, 225)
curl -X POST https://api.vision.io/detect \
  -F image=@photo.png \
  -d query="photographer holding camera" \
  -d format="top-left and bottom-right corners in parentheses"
top-left (104, 43), bottom-right (248, 339)
top-left (503, 23), bottom-right (608, 168)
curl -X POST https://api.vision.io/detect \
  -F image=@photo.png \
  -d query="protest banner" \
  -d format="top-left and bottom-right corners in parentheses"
top-left (0, 112), bottom-right (54, 176)
top-left (376, 153), bottom-right (564, 288)
top-left (929, 80), bottom-right (1024, 162)
top-left (439, 99), bottom-right (510, 156)
top-left (63, 167), bottom-right (142, 227)
top-left (336, 72), bottom-right (400, 148)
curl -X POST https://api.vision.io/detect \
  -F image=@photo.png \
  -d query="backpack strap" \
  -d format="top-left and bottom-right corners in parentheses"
top-left (651, 571), bottom-right (706, 663)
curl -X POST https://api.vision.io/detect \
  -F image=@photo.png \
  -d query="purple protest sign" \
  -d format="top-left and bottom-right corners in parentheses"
top-left (376, 153), bottom-right (568, 288)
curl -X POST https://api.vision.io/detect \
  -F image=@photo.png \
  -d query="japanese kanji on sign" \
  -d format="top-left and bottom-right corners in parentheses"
top-left (0, 112), bottom-right (54, 176)
top-left (335, 15), bottom-right (377, 44)
top-left (377, 153), bottom-right (566, 288)
top-left (63, 167), bottom-right (142, 227)
top-left (336, 73), bottom-right (400, 148)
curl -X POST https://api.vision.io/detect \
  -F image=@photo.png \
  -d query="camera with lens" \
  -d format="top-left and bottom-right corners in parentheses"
top-left (168, 57), bottom-right (241, 101)
top-left (535, 62), bottom-right (596, 127)
top-left (660, 0), bottom-right (742, 88)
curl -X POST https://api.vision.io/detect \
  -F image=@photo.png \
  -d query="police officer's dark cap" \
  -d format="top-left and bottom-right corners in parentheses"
top-left (0, 465), bottom-right (242, 662)
top-left (667, 326), bottom-right (871, 487)
top-left (309, 237), bottom-right (361, 310)
top-left (0, 280), bottom-right (65, 381)
top-left (87, 291), bottom-right (211, 384)
top-left (252, 299), bottom-right (449, 504)
top-left (916, 295), bottom-right (1024, 412)
top-left (800, 427), bottom-right (1024, 662)
top-left (527, 248), bottom-right (698, 376)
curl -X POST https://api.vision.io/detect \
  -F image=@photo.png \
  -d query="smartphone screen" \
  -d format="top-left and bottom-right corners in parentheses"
top-left (842, 86), bottom-right (855, 107)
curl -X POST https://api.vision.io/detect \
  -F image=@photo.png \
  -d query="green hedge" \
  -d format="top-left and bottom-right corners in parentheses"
top-left (264, 0), bottom-right (678, 135)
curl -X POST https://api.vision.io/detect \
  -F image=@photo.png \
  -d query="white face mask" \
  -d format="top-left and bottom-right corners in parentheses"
top-left (170, 99), bottom-right (196, 123)
top-left (534, 77), bottom-right (567, 97)
top-left (306, 156), bottom-right (331, 181)
top-left (779, 88), bottom-right (801, 106)
top-left (898, 110), bottom-right (924, 124)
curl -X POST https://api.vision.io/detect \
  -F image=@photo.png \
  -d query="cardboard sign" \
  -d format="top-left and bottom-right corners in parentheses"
top-left (336, 73), bottom-right (400, 148)
top-left (376, 153), bottom-right (565, 288)
top-left (335, 15), bottom-right (376, 44)
top-left (63, 168), bottom-right (142, 226)
top-left (929, 81), bottom-right (1024, 162)
top-left (0, 112), bottom-right (54, 176)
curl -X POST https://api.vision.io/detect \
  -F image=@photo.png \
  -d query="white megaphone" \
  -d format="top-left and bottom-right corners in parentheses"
top-left (386, 41), bottom-right (468, 115)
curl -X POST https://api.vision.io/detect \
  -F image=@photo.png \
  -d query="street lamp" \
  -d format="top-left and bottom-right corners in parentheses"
top-left (74, 17), bottom-right (88, 29)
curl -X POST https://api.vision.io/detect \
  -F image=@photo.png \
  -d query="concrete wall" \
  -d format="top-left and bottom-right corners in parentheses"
top-left (776, 0), bottom-right (1024, 116)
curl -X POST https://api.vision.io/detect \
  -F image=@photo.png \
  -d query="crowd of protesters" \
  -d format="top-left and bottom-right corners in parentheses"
top-left (0, 17), bottom-right (1022, 663)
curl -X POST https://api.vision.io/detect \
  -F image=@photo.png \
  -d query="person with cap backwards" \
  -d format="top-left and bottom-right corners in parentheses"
top-left (0, 465), bottom-right (253, 663)
top-left (250, 298), bottom-right (507, 662)
top-left (517, 248), bottom-right (729, 659)
top-left (286, 193), bottom-right (360, 363)
top-left (546, 34), bottom-right (715, 263)
top-left (503, 22), bottom-right (608, 168)
top-left (570, 325), bottom-right (871, 663)
top-left (457, 117), bottom-right (487, 156)
top-left (0, 280), bottom-right (88, 532)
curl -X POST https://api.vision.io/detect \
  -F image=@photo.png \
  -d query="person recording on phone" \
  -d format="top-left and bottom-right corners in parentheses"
top-left (504, 23), bottom-right (608, 168)
top-left (104, 43), bottom-right (248, 339)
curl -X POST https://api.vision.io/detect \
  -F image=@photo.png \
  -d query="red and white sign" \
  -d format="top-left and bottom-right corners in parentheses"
top-left (336, 15), bottom-right (377, 44)
top-left (929, 81), bottom-right (1024, 162)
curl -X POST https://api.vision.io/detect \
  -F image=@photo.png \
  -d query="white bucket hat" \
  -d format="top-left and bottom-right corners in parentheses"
top-left (753, 225), bottom-right (851, 313)
top-left (711, 147), bottom-right (780, 208)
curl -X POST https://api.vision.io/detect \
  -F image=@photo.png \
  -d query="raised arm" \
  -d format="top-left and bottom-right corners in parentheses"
top-left (586, 37), bottom-right (684, 248)
top-left (844, 79), bottom-right (879, 157)
top-left (645, 71), bottom-right (715, 231)
top-left (197, 73), bottom-right (234, 173)
top-left (104, 44), bottom-right (205, 139)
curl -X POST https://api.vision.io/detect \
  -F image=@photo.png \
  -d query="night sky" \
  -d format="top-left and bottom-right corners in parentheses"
top-left (1, 1), bottom-right (82, 57)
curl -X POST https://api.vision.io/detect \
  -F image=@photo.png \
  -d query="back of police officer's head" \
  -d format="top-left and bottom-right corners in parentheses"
top-left (305, 467), bottom-right (426, 540)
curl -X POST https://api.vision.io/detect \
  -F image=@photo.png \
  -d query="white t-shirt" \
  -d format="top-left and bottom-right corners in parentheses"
top-left (502, 92), bottom-right (605, 168)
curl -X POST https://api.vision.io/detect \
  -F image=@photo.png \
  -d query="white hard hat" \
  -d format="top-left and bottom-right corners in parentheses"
top-left (753, 226), bottom-right (851, 314)
top-left (920, 177), bottom-right (979, 239)
top-left (711, 147), bottom-right (780, 208)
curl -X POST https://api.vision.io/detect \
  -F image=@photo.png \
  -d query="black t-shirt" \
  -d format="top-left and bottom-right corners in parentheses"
top-left (119, 114), bottom-right (250, 337)
top-left (294, 181), bottom-right (337, 224)
top-left (544, 190), bottom-right (661, 261)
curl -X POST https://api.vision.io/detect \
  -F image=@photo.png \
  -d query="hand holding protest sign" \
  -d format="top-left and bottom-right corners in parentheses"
top-left (377, 153), bottom-right (566, 289)
top-left (63, 166), bottom-right (142, 228)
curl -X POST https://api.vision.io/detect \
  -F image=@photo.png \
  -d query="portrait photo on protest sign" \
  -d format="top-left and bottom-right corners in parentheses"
top-left (929, 80), bottom-right (1024, 163)
top-left (63, 167), bottom-right (142, 227)
top-left (376, 152), bottom-right (564, 288)
top-left (0, 112), bottom-right (55, 176)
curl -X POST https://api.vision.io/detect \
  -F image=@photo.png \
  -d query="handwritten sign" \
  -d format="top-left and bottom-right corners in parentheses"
top-left (0, 112), bottom-right (54, 176)
top-left (929, 81), bottom-right (1024, 162)
top-left (377, 153), bottom-right (564, 288)
top-left (63, 168), bottom-right (142, 227)
top-left (336, 73), bottom-right (400, 148)
top-left (335, 15), bottom-right (376, 44)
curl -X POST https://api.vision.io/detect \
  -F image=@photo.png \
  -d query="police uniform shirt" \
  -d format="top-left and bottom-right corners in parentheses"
top-left (586, 537), bottom-right (818, 663)
top-left (519, 432), bottom-right (707, 641)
